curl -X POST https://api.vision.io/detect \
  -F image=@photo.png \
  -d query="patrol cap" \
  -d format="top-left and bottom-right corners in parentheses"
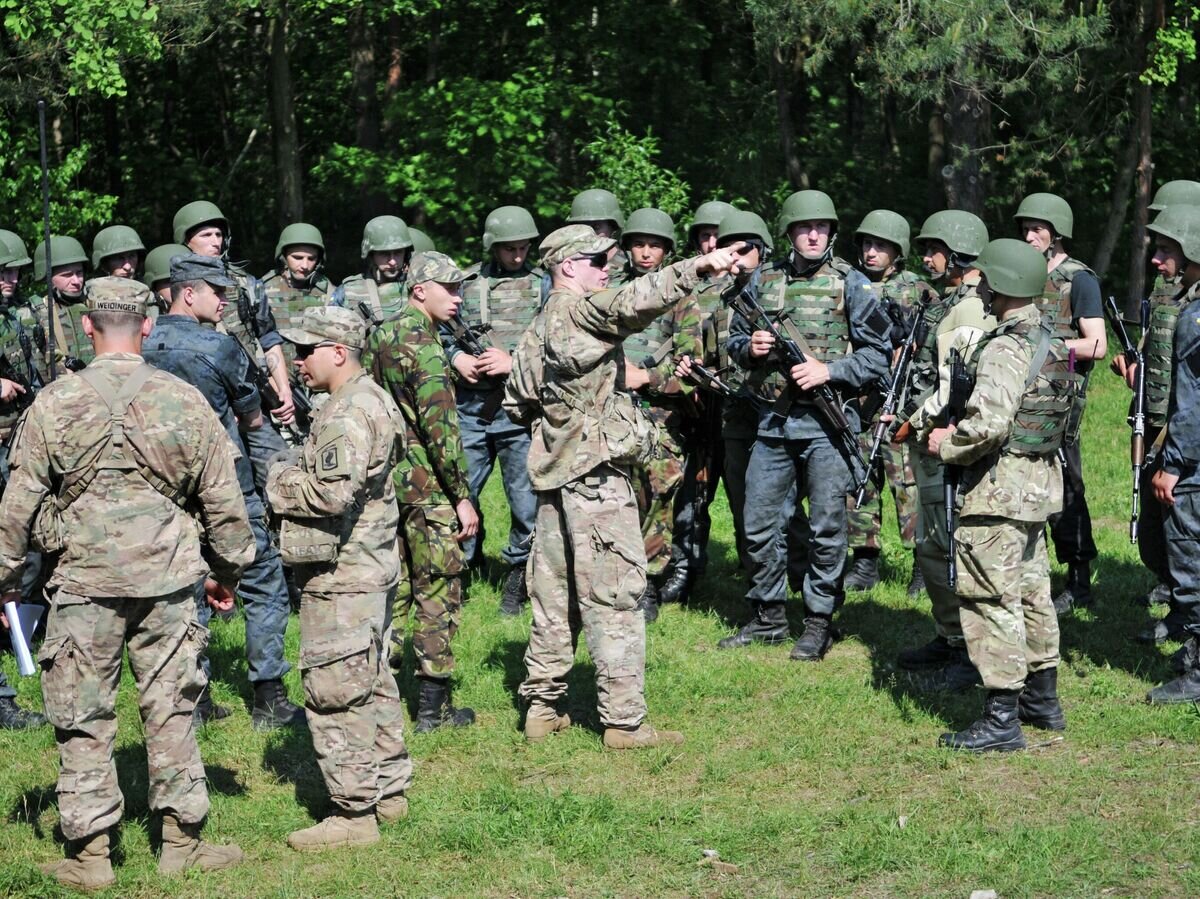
top-left (538, 224), bottom-right (617, 268)
top-left (279, 306), bottom-right (367, 350)
top-left (84, 276), bottom-right (152, 317)
top-left (406, 250), bottom-right (474, 290)
top-left (170, 253), bottom-right (237, 288)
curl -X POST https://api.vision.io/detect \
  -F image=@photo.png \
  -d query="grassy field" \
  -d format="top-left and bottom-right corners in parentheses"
top-left (3, 369), bottom-right (1200, 898)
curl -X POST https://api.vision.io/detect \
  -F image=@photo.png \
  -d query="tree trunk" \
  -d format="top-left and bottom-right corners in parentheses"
top-left (770, 43), bottom-right (808, 190)
top-left (1092, 119), bottom-right (1139, 279)
top-left (1126, 0), bottom-right (1157, 313)
top-left (386, 14), bottom-right (404, 98)
top-left (348, 5), bottom-right (386, 217)
top-left (268, 4), bottom-right (304, 225)
top-left (941, 85), bottom-right (988, 216)
top-left (926, 105), bottom-right (947, 212)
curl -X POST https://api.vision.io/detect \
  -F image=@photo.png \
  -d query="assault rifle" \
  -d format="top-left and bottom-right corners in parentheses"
top-left (445, 313), bottom-right (504, 421)
top-left (686, 360), bottom-right (767, 410)
top-left (854, 289), bottom-right (934, 506)
top-left (944, 347), bottom-right (973, 589)
top-left (1104, 294), bottom-right (1149, 543)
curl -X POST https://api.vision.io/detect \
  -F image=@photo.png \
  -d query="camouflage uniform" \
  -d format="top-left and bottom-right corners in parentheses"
top-left (365, 303), bottom-right (471, 678)
top-left (0, 345), bottom-right (253, 841)
top-left (338, 275), bottom-right (408, 329)
top-left (262, 268), bottom-right (335, 443)
top-left (267, 362), bottom-right (412, 813)
top-left (28, 293), bottom-right (92, 374)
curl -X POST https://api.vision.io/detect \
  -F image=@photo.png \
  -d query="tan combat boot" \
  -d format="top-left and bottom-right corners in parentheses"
top-left (287, 811), bottom-right (380, 852)
top-left (602, 722), bottom-right (685, 750)
top-left (158, 814), bottom-right (245, 874)
top-left (524, 703), bottom-right (571, 742)
top-left (40, 831), bottom-right (115, 892)
top-left (376, 794), bottom-right (409, 823)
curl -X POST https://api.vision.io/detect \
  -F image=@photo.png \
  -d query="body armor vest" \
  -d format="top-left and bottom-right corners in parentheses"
top-left (460, 262), bottom-right (543, 355)
top-left (263, 271), bottom-right (334, 371)
top-left (215, 267), bottom-right (265, 360)
top-left (1144, 278), bottom-right (1185, 429)
top-left (31, 294), bottom-right (92, 371)
top-left (1035, 257), bottom-right (1093, 341)
top-left (0, 305), bottom-right (39, 436)
top-left (340, 275), bottom-right (406, 328)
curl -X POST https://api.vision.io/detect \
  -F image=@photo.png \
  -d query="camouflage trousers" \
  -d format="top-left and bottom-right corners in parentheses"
top-left (38, 588), bottom-right (210, 840)
top-left (954, 516), bottom-right (1060, 691)
top-left (300, 588), bottom-right (412, 813)
top-left (635, 426), bottom-right (686, 579)
top-left (849, 427), bottom-right (918, 551)
top-left (519, 465), bottom-right (647, 729)
top-left (395, 504), bottom-right (464, 679)
top-left (913, 450), bottom-right (965, 646)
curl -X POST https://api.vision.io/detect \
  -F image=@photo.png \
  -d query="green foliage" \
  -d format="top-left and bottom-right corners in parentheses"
top-left (581, 119), bottom-right (692, 224)
top-left (1144, 6), bottom-right (1199, 86)
top-left (0, 131), bottom-right (117, 237)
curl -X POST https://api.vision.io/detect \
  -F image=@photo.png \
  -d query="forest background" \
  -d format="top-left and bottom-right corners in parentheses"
top-left (1, 0), bottom-right (1196, 304)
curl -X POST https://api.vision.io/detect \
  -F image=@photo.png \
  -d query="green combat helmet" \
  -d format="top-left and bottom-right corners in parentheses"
top-left (91, 225), bottom-right (146, 270)
top-left (778, 189), bottom-right (838, 235)
top-left (1013, 192), bottom-right (1073, 240)
top-left (1150, 180), bottom-right (1200, 212)
top-left (0, 229), bottom-right (32, 268)
top-left (854, 209), bottom-right (910, 257)
top-left (1147, 204), bottom-right (1200, 265)
top-left (34, 235), bottom-right (88, 281)
top-left (915, 210), bottom-right (989, 258)
top-left (688, 200), bottom-right (736, 246)
top-left (621, 207), bottom-right (676, 250)
top-left (566, 188), bottom-right (625, 230)
top-left (275, 222), bottom-right (325, 260)
top-left (143, 243), bottom-right (190, 289)
top-left (974, 238), bottom-right (1047, 298)
top-left (409, 227), bottom-right (436, 254)
top-left (716, 210), bottom-right (774, 253)
top-left (360, 215), bottom-right (413, 259)
top-left (172, 200), bottom-right (229, 247)
top-left (482, 205), bottom-right (539, 252)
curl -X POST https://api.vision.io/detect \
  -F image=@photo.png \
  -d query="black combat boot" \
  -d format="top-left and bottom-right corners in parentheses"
top-left (415, 677), bottom-right (475, 733)
top-left (194, 686), bottom-right (231, 725)
top-left (897, 635), bottom-right (960, 670)
top-left (1136, 583), bottom-right (1172, 607)
top-left (843, 549), bottom-right (881, 592)
top-left (716, 602), bottom-right (790, 649)
top-left (938, 689), bottom-right (1026, 752)
top-left (498, 565), bottom-right (527, 617)
top-left (789, 614), bottom-right (835, 661)
top-left (930, 655), bottom-right (982, 692)
top-left (1138, 607), bottom-right (1188, 645)
top-left (657, 565), bottom-right (691, 605)
top-left (0, 695), bottom-right (46, 729)
top-left (906, 549), bottom-right (926, 597)
top-left (1018, 667), bottom-right (1066, 730)
top-left (1052, 562), bottom-right (1092, 614)
top-left (1149, 636), bottom-right (1200, 703)
top-left (637, 582), bottom-right (660, 624)
top-left (252, 679), bottom-right (305, 731)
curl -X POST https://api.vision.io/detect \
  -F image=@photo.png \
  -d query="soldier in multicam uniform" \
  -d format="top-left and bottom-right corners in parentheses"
top-left (90, 225), bottom-right (146, 280)
top-left (28, 235), bottom-right (91, 376)
top-left (0, 277), bottom-right (254, 889)
top-left (503, 225), bottom-right (743, 748)
top-left (894, 210), bottom-right (993, 691)
top-left (566, 188), bottom-right (628, 284)
top-left (265, 307), bottom-right (413, 851)
top-left (442, 205), bottom-right (543, 615)
top-left (926, 238), bottom-right (1078, 752)
top-left (337, 215), bottom-right (415, 328)
top-left (142, 243), bottom-right (190, 316)
top-left (846, 210), bottom-right (926, 595)
top-left (1013, 192), bottom-right (1107, 614)
top-left (365, 251), bottom-right (480, 733)
top-left (719, 190), bottom-right (891, 661)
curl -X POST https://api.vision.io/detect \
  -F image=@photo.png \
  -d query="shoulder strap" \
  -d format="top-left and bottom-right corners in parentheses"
top-left (1023, 327), bottom-right (1053, 391)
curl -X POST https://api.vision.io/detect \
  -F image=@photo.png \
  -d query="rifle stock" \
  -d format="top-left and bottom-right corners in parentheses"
top-left (1105, 294), bottom-right (1147, 542)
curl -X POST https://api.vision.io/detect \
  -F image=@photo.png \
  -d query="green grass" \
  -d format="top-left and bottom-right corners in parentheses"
top-left (4, 370), bottom-right (1200, 897)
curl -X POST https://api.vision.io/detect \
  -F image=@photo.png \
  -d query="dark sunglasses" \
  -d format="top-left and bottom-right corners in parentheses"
top-left (571, 252), bottom-right (608, 269)
top-left (295, 341), bottom-right (335, 360)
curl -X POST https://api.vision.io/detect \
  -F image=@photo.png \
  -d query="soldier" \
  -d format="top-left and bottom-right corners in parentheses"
top-left (365, 251), bottom-right (480, 732)
top-left (337, 215), bottom-right (415, 327)
top-left (0, 277), bottom-right (254, 889)
top-left (718, 190), bottom-right (890, 661)
top-left (142, 243), bottom-right (190, 316)
top-left (1149, 180), bottom-right (1200, 214)
top-left (266, 307), bottom-right (412, 851)
top-left (927, 238), bottom-right (1077, 752)
top-left (503, 224), bottom-right (742, 747)
top-left (846, 210), bottom-right (925, 594)
top-left (1013, 192), bottom-right (1107, 613)
top-left (409, 227), bottom-right (437, 254)
top-left (143, 254), bottom-right (303, 730)
top-left (90, 225), bottom-right (146, 280)
top-left (443, 205), bottom-right (542, 615)
top-left (173, 200), bottom-right (293, 492)
top-left (893, 210), bottom-right (992, 690)
top-left (28, 235), bottom-right (90, 375)
top-left (566, 188), bottom-right (628, 282)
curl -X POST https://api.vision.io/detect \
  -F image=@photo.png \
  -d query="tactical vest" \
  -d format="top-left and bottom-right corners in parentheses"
top-left (339, 275), bottom-right (406, 328)
top-left (216, 266), bottom-right (266, 360)
top-left (1035, 257), bottom-right (1093, 341)
top-left (878, 269), bottom-right (925, 309)
top-left (1144, 278), bottom-right (1186, 429)
top-left (31, 294), bottom-right (92, 371)
top-left (765, 259), bottom-right (852, 360)
top-left (0, 308), bottom-right (37, 436)
top-left (263, 271), bottom-right (334, 371)
top-left (968, 316), bottom-right (1080, 457)
top-left (460, 262), bottom-right (543, 355)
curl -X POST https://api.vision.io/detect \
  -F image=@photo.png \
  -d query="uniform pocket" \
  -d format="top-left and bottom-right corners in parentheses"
top-left (954, 523), bottom-right (1016, 601)
top-left (410, 506), bottom-right (465, 577)
top-left (300, 626), bottom-right (376, 712)
top-left (588, 520), bottom-right (647, 612)
top-left (37, 633), bottom-right (98, 729)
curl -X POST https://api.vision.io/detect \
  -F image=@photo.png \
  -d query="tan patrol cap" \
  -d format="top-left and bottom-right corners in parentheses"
top-left (279, 306), bottom-right (368, 350)
top-left (84, 276), bottom-right (152, 317)
top-left (538, 224), bottom-right (616, 268)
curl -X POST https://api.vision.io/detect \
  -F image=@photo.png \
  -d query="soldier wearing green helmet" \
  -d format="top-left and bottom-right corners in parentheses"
top-left (1142, 204), bottom-right (1200, 703)
top-left (28, 235), bottom-right (91, 374)
top-left (566, 188), bottom-right (628, 282)
top-left (927, 237), bottom-right (1079, 752)
top-left (687, 201), bottom-right (736, 254)
top-left (90, 224), bottom-right (146, 280)
top-left (1149, 180), bottom-right (1200, 212)
top-left (441, 204), bottom-right (544, 614)
top-left (142, 243), bottom-right (190, 315)
top-left (894, 209), bottom-right (994, 689)
top-left (1014, 191), bottom-right (1107, 614)
top-left (846, 209), bottom-right (929, 594)
top-left (409, 227), bottom-right (437, 254)
top-left (718, 190), bottom-right (891, 661)
top-left (336, 214), bottom-right (414, 328)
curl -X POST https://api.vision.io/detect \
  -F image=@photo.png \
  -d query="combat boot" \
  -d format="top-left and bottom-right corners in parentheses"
top-left (1052, 562), bottom-right (1092, 614)
top-left (1136, 582), bottom-right (1173, 607)
top-left (1170, 634), bottom-right (1200, 675)
top-left (415, 677), bottom-right (475, 733)
top-left (1018, 667), bottom-right (1066, 730)
top-left (906, 549), bottom-right (926, 597)
top-left (1138, 607), bottom-right (1188, 644)
top-left (193, 686), bottom-right (231, 725)
top-left (716, 602), bottom-right (790, 649)
top-left (41, 831), bottom-right (115, 891)
top-left (790, 614), bottom-right (835, 661)
top-left (286, 811), bottom-right (379, 852)
top-left (897, 635), bottom-right (960, 670)
top-left (938, 689), bottom-right (1026, 752)
top-left (524, 701), bottom-right (572, 742)
top-left (0, 695), bottom-right (46, 729)
top-left (637, 582), bottom-right (660, 623)
top-left (1149, 637), bottom-right (1200, 703)
top-left (376, 794), bottom-right (409, 823)
top-left (602, 721), bottom-right (685, 749)
top-left (499, 565), bottom-right (527, 616)
top-left (658, 565), bottom-right (691, 605)
top-left (843, 549), bottom-right (880, 592)
top-left (159, 814), bottom-right (244, 873)
top-left (252, 679), bottom-right (305, 731)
